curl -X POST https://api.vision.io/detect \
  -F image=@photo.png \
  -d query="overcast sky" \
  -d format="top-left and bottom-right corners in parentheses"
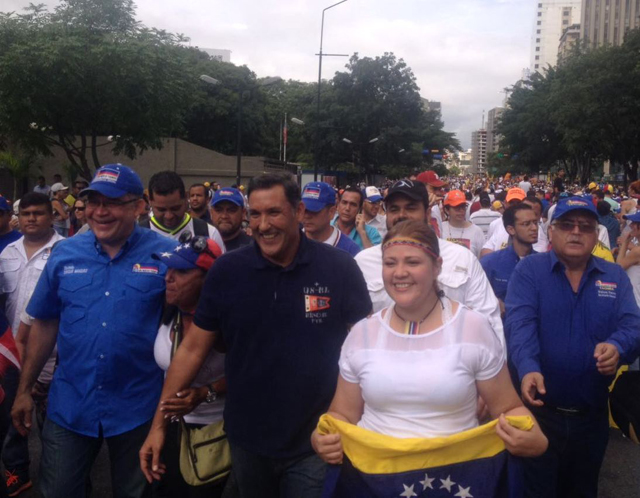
top-left (5, 0), bottom-right (535, 149)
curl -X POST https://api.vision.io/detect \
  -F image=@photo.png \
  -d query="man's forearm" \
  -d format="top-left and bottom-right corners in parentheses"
top-left (358, 229), bottom-right (373, 249)
top-left (18, 319), bottom-right (58, 395)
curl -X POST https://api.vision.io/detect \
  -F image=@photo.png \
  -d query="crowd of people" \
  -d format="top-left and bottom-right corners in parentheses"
top-left (0, 164), bottom-right (634, 498)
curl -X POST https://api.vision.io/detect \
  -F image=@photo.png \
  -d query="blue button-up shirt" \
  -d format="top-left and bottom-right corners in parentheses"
top-left (505, 251), bottom-right (640, 410)
top-left (481, 245), bottom-right (536, 302)
top-left (27, 225), bottom-right (177, 437)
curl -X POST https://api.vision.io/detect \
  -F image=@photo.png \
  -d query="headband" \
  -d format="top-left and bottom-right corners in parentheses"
top-left (382, 237), bottom-right (439, 260)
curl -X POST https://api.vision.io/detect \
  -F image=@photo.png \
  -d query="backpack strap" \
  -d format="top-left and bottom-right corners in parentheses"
top-left (192, 217), bottom-right (210, 237)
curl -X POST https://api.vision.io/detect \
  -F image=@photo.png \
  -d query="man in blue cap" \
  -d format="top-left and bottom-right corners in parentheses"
top-left (302, 182), bottom-right (360, 257)
top-left (11, 164), bottom-right (177, 498)
top-left (210, 187), bottom-right (252, 252)
top-left (506, 196), bottom-right (640, 498)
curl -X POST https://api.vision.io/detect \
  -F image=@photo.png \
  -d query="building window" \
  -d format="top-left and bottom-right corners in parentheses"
top-left (563, 19), bottom-right (569, 24)
top-left (535, 55), bottom-right (540, 60)
top-left (538, 11), bottom-right (542, 16)
top-left (537, 29), bottom-right (541, 33)
top-left (536, 38), bottom-right (541, 42)
top-left (537, 20), bottom-right (542, 25)
top-left (563, 10), bottom-right (570, 15)
top-left (535, 64), bottom-right (539, 68)
top-left (536, 46), bottom-right (540, 51)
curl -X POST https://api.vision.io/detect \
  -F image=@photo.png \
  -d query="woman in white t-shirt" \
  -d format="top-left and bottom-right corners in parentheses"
top-left (312, 220), bottom-right (547, 464)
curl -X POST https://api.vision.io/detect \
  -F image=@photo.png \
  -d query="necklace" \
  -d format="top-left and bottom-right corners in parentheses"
top-left (394, 297), bottom-right (442, 335)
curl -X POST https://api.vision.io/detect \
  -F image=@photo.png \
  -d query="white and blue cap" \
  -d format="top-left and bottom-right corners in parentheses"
top-left (82, 164), bottom-right (143, 199)
top-left (551, 197), bottom-right (598, 221)
top-left (302, 182), bottom-right (336, 212)
top-left (364, 186), bottom-right (383, 202)
top-left (211, 187), bottom-right (244, 208)
top-left (623, 212), bottom-right (640, 223)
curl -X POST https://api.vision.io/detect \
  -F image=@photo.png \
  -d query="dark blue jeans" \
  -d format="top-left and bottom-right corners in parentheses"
top-left (39, 418), bottom-right (152, 498)
top-left (1, 367), bottom-right (30, 476)
top-left (523, 405), bottom-right (609, 498)
top-left (229, 442), bottom-right (326, 498)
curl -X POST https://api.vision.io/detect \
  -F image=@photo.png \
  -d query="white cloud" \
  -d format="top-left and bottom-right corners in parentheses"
top-left (3, 0), bottom-right (536, 148)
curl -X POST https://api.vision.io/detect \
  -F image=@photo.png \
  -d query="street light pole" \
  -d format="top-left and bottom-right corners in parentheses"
top-left (236, 92), bottom-right (244, 186)
top-left (314, 0), bottom-right (348, 181)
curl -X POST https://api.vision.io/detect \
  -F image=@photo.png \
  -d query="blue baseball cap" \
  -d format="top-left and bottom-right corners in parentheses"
top-left (364, 186), bottom-right (383, 202)
top-left (302, 182), bottom-right (336, 212)
top-left (82, 164), bottom-right (144, 199)
top-left (623, 212), bottom-right (640, 223)
top-left (552, 197), bottom-right (598, 221)
top-left (211, 187), bottom-right (244, 208)
top-left (0, 196), bottom-right (11, 212)
top-left (152, 238), bottom-right (222, 271)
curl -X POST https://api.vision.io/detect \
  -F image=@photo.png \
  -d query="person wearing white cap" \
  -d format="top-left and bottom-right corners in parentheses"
top-left (362, 186), bottom-right (387, 239)
top-left (50, 183), bottom-right (70, 237)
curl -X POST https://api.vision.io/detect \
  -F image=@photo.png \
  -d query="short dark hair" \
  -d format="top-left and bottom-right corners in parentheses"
top-left (503, 204), bottom-right (533, 231)
top-left (148, 171), bottom-right (186, 200)
top-left (523, 196), bottom-right (543, 209)
top-left (189, 183), bottom-right (209, 196)
top-left (479, 193), bottom-right (491, 207)
top-left (74, 180), bottom-right (89, 188)
top-left (597, 200), bottom-right (611, 216)
top-left (247, 172), bottom-right (300, 209)
top-left (524, 175), bottom-right (529, 181)
top-left (19, 192), bottom-right (52, 214)
top-left (594, 190), bottom-right (605, 200)
top-left (340, 187), bottom-right (364, 208)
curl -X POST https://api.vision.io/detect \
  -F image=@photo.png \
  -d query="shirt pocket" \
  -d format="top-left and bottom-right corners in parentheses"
top-left (117, 275), bottom-right (165, 339)
top-left (0, 259), bottom-right (21, 294)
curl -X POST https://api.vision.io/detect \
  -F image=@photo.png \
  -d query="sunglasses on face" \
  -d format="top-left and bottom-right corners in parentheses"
top-left (552, 221), bottom-right (597, 234)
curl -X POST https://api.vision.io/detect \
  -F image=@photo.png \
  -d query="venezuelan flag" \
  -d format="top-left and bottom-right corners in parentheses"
top-left (318, 414), bottom-right (532, 498)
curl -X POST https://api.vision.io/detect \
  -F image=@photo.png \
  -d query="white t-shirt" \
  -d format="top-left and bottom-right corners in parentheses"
top-left (148, 216), bottom-right (226, 253)
top-left (518, 181), bottom-right (532, 193)
top-left (470, 209), bottom-right (502, 240)
top-left (441, 222), bottom-right (485, 258)
top-left (354, 239), bottom-right (504, 348)
top-left (154, 319), bottom-right (225, 425)
top-left (339, 300), bottom-right (504, 438)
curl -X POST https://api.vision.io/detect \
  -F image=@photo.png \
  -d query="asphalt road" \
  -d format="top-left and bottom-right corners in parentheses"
top-left (13, 427), bottom-right (640, 497)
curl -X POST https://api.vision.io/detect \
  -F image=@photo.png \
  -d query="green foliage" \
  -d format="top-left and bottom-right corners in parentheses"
top-left (499, 30), bottom-right (640, 184)
top-left (0, 150), bottom-right (36, 199)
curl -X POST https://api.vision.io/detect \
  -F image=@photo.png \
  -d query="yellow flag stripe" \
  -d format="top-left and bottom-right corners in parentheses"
top-left (318, 414), bottom-right (533, 475)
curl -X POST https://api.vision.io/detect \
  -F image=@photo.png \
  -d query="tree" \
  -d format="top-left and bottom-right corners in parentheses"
top-left (0, 0), bottom-right (197, 180)
top-left (0, 150), bottom-right (35, 200)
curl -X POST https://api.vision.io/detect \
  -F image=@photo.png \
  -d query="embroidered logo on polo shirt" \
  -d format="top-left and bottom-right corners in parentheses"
top-left (303, 283), bottom-right (331, 324)
top-left (132, 264), bottom-right (159, 274)
top-left (596, 280), bottom-right (617, 298)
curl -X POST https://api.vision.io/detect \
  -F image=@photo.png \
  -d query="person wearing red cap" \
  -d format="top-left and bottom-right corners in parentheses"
top-left (441, 190), bottom-right (485, 258)
top-left (416, 171), bottom-right (448, 237)
top-left (145, 236), bottom-right (228, 497)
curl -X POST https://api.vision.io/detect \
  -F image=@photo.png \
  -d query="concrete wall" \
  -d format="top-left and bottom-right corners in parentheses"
top-left (16, 137), bottom-right (293, 195)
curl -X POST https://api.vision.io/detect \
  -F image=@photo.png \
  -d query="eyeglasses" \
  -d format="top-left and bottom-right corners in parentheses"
top-left (552, 221), bottom-right (597, 234)
top-left (86, 198), bottom-right (139, 210)
top-left (516, 220), bottom-right (537, 228)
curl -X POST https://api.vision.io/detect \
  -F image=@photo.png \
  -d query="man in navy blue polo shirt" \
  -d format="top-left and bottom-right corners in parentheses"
top-left (140, 172), bottom-right (372, 498)
top-left (11, 164), bottom-right (177, 498)
top-left (506, 196), bottom-right (640, 498)
top-left (481, 204), bottom-right (538, 314)
top-left (302, 181), bottom-right (360, 257)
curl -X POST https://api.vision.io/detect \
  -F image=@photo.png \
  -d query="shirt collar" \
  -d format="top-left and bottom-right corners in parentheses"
top-left (92, 224), bottom-right (142, 260)
top-left (549, 249), bottom-right (605, 275)
top-left (250, 229), bottom-right (312, 271)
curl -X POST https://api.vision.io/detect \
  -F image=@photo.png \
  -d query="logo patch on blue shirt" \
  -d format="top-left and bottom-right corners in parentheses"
top-left (132, 264), bottom-right (159, 274)
top-left (596, 280), bottom-right (617, 298)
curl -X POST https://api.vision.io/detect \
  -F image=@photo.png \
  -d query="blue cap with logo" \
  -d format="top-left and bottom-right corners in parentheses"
top-left (302, 182), bottom-right (336, 212)
top-left (152, 237), bottom-right (222, 271)
top-left (364, 186), bottom-right (383, 202)
top-left (0, 196), bottom-right (11, 212)
top-left (82, 164), bottom-right (144, 199)
top-left (552, 197), bottom-right (598, 221)
top-left (211, 187), bottom-right (244, 208)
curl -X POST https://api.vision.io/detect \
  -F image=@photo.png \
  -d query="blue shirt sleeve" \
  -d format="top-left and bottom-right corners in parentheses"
top-left (26, 252), bottom-right (62, 320)
top-left (606, 269), bottom-right (640, 364)
top-left (505, 259), bottom-right (542, 381)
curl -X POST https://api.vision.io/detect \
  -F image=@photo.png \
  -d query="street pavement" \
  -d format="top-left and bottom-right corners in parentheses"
top-left (13, 426), bottom-right (640, 497)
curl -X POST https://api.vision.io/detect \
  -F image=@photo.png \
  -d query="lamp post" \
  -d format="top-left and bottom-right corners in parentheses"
top-left (201, 75), bottom-right (280, 186)
top-left (314, 0), bottom-right (349, 181)
top-left (342, 136), bottom-right (379, 183)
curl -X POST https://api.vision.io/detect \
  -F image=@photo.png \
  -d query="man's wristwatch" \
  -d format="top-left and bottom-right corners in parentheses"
top-left (205, 384), bottom-right (217, 404)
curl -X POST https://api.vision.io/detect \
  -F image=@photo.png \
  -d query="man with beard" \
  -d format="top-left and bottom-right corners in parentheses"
top-left (210, 188), bottom-right (252, 252)
top-left (188, 184), bottom-right (212, 224)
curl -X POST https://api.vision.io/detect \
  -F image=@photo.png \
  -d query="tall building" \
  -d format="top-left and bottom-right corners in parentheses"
top-left (558, 23), bottom-right (581, 61)
top-left (486, 107), bottom-right (504, 154)
top-left (531, 0), bottom-right (582, 72)
top-left (581, 0), bottom-right (640, 47)
top-left (421, 98), bottom-right (442, 116)
top-left (471, 130), bottom-right (488, 173)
